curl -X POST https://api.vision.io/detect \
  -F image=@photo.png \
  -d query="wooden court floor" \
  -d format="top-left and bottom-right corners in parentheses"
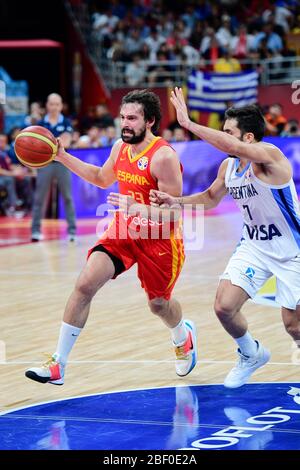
top-left (0, 212), bottom-right (298, 413)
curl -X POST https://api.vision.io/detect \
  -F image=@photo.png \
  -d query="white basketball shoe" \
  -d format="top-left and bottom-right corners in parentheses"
top-left (174, 320), bottom-right (197, 377)
top-left (224, 341), bottom-right (270, 389)
top-left (25, 354), bottom-right (65, 385)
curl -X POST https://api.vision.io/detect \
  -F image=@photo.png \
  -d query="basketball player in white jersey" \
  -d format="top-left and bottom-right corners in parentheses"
top-left (150, 87), bottom-right (300, 388)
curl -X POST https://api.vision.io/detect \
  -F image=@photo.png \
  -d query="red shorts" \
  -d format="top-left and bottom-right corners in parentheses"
top-left (87, 218), bottom-right (185, 300)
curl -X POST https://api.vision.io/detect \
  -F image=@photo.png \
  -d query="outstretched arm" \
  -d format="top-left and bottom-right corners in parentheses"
top-left (150, 159), bottom-right (228, 210)
top-left (54, 139), bottom-right (119, 188)
top-left (171, 87), bottom-right (282, 165)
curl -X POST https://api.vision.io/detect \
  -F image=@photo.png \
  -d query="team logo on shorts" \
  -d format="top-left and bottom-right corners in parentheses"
top-left (137, 156), bottom-right (148, 171)
top-left (245, 267), bottom-right (255, 278)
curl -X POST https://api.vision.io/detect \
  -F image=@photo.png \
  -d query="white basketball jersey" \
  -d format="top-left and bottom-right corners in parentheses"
top-left (225, 157), bottom-right (300, 261)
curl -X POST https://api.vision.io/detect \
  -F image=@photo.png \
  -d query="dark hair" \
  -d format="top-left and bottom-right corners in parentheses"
top-left (224, 104), bottom-right (265, 141)
top-left (121, 89), bottom-right (162, 134)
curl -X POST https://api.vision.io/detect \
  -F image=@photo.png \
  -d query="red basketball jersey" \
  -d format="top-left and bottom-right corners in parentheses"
top-left (113, 136), bottom-right (177, 204)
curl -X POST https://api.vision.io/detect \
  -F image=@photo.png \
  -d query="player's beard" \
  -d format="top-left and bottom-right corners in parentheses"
top-left (121, 125), bottom-right (147, 144)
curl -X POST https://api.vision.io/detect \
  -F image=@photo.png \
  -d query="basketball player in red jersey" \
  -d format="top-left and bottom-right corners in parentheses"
top-left (25, 90), bottom-right (197, 385)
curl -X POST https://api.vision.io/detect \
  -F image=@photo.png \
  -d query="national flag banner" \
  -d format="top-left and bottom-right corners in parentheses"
top-left (187, 70), bottom-right (258, 113)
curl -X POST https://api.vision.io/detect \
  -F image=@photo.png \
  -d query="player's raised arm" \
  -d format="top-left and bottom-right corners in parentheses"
top-left (55, 138), bottom-right (120, 188)
top-left (170, 87), bottom-right (284, 166)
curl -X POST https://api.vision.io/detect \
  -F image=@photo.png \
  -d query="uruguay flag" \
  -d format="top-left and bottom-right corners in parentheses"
top-left (187, 70), bottom-right (258, 113)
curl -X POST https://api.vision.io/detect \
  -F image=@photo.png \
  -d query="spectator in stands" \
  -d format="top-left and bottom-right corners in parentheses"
top-left (80, 106), bottom-right (96, 133)
top-left (253, 22), bottom-right (283, 53)
top-left (281, 119), bottom-right (300, 137)
top-left (158, 12), bottom-right (175, 39)
top-left (181, 4), bottom-right (199, 33)
top-left (200, 27), bottom-right (216, 55)
top-left (99, 126), bottom-right (118, 146)
top-left (172, 127), bottom-right (189, 142)
top-left (202, 36), bottom-right (225, 70)
top-left (264, 103), bottom-right (287, 136)
top-left (214, 49), bottom-right (241, 73)
top-left (24, 102), bottom-right (44, 127)
top-left (262, 12), bottom-right (286, 38)
top-left (93, 104), bottom-right (114, 128)
top-left (148, 51), bottom-right (174, 86)
top-left (189, 20), bottom-right (204, 50)
top-left (0, 133), bottom-right (22, 216)
top-left (92, 6), bottom-right (119, 44)
top-left (251, 36), bottom-right (274, 61)
top-left (70, 129), bottom-right (81, 148)
top-left (124, 28), bottom-right (145, 56)
top-left (144, 26), bottom-right (166, 62)
top-left (182, 43), bottom-right (201, 67)
top-left (77, 125), bottom-right (102, 148)
top-left (216, 14), bottom-right (233, 50)
top-left (125, 54), bottom-right (147, 86)
top-left (31, 93), bottom-right (76, 242)
top-left (230, 24), bottom-right (255, 60)
top-left (291, 15), bottom-right (300, 34)
top-left (166, 29), bottom-right (188, 54)
top-left (262, 3), bottom-right (293, 34)
top-left (162, 128), bottom-right (173, 142)
top-left (107, 39), bottom-right (129, 62)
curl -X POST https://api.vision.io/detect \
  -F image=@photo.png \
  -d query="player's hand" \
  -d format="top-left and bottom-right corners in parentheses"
top-left (107, 192), bottom-right (136, 212)
top-left (149, 189), bottom-right (180, 208)
top-left (54, 138), bottom-right (65, 161)
top-left (170, 87), bottom-right (191, 130)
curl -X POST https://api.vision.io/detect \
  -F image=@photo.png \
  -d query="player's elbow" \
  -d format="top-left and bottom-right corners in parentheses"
top-left (205, 200), bottom-right (218, 210)
top-left (95, 170), bottom-right (110, 189)
top-left (204, 191), bottom-right (220, 210)
top-left (96, 178), bottom-right (110, 189)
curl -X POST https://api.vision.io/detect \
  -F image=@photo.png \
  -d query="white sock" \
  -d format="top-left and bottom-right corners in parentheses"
top-left (171, 319), bottom-right (188, 346)
top-left (235, 331), bottom-right (257, 357)
top-left (54, 321), bottom-right (82, 365)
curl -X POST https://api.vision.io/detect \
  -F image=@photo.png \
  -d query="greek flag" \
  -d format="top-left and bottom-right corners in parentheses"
top-left (187, 70), bottom-right (258, 113)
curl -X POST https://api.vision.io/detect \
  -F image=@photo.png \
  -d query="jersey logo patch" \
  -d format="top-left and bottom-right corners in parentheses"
top-left (137, 156), bottom-right (148, 171)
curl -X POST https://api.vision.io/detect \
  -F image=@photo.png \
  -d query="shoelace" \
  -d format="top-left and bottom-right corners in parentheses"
top-left (42, 353), bottom-right (57, 369)
top-left (234, 353), bottom-right (255, 371)
top-left (175, 344), bottom-right (189, 360)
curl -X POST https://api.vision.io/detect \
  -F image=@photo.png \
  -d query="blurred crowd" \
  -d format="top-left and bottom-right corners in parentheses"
top-left (0, 96), bottom-right (299, 219)
top-left (89, 0), bottom-right (300, 86)
top-left (1, 0), bottom-right (300, 220)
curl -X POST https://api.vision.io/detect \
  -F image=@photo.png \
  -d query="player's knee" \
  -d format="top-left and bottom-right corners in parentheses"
top-left (148, 297), bottom-right (168, 316)
top-left (75, 277), bottom-right (96, 300)
top-left (285, 322), bottom-right (300, 340)
top-left (214, 296), bottom-right (234, 320)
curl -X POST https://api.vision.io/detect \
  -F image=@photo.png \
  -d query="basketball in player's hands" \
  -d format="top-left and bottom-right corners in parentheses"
top-left (14, 125), bottom-right (58, 169)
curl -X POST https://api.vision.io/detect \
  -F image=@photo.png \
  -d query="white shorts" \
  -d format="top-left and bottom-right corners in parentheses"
top-left (220, 240), bottom-right (300, 310)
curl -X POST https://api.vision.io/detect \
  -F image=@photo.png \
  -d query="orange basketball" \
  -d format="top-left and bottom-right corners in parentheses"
top-left (14, 125), bottom-right (58, 169)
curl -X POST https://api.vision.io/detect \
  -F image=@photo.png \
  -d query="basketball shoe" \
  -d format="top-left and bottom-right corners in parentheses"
top-left (224, 341), bottom-right (270, 388)
top-left (174, 320), bottom-right (197, 377)
top-left (25, 354), bottom-right (65, 385)
top-left (31, 232), bottom-right (44, 242)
